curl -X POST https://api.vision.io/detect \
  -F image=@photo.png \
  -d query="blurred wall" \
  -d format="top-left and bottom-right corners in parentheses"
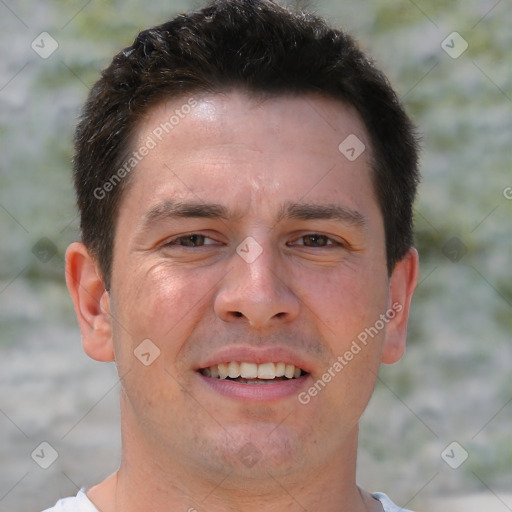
top-left (0, 1), bottom-right (510, 510)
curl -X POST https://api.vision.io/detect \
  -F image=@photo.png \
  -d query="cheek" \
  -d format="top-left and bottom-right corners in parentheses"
top-left (299, 264), bottom-right (388, 425)
top-left (110, 263), bottom-right (215, 370)
top-left (302, 266), bottom-right (389, 348)
top-left (110, 265), bottom-right (210, 423)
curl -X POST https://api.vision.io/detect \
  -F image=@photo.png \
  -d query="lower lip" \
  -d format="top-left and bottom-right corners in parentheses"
top-left (197, 373), bottom-right (310, 401)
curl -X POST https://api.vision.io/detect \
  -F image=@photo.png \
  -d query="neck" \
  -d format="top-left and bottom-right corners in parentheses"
top-left (87, 401), bottom-right (378, 512)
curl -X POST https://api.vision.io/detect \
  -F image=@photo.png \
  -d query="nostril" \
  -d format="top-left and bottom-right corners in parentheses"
top-left (234, 311), bottom-right (243, 317)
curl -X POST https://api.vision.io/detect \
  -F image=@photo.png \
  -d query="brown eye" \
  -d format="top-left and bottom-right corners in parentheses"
top-left (301, 234), bottom-right (331, 247)
top-left (176, 234), bottom-right (207, 247)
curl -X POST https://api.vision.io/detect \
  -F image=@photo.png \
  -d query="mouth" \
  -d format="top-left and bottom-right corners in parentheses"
top-left (199, 361), bottom-right (308, 384)
top-left (195, 346), bottom-right (313, 401)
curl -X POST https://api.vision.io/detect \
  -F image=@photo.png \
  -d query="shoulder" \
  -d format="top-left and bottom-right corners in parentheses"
top-left (41, 489), bottom-right (98, 512)
top-left (373, 492), bottom-right (416, 512)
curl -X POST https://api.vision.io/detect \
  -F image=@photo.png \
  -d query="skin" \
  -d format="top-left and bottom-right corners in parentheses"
top-left (66, 90), bottom-right (418, 512)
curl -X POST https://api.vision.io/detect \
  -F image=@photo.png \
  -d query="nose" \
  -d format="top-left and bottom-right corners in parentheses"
top-left (214, 241), bottom-right (300, 328)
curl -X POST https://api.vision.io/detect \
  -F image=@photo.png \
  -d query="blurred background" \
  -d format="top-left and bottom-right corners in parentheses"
top-left (0, 0), bottom-right (510, 511)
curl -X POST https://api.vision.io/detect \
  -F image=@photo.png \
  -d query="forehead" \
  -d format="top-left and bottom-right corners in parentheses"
top-left (137, 90), bottom-right (369, 153)
top-left (124, 90), bottom-right (376, 220)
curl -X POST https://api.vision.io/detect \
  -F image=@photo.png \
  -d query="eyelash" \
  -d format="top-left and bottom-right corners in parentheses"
top-left (164, 234), bottom-right (217, 247)
top-left (164, 233), bottom-right (344, 249)
top-left (290, 234), bottom-right (342, 248)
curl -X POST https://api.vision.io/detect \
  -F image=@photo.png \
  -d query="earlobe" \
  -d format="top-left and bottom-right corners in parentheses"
top-left (381, 247), bottom-right (419, 364)
top-left (65, 242), bottom-right (115, 362)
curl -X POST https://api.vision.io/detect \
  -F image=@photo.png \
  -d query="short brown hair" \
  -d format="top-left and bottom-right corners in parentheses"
top-left (73, 0), bottom-right (420, 290)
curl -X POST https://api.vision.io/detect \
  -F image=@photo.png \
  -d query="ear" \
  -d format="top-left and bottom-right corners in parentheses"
top-left (65, 242), bottom-right (114, 362)
top-left (381, 247), bottom-right (419, 364)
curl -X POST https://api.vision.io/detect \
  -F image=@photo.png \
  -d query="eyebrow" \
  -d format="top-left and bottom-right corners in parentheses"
top-left (278, 202), bottom-right (366, 227)
top-left (141, 200), bottom-right (231, 229)
top-left (140, 199), bottom-right (366, 230)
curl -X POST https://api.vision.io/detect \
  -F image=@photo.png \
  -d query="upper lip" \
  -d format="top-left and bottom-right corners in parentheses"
top-left (196, 345), bottom-right (313, 374)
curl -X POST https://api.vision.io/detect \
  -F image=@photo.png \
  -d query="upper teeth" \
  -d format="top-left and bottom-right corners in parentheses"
top-left (202, 362), bottom-right (303, 380)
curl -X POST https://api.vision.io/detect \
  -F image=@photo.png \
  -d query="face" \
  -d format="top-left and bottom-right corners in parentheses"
top-left (73, 91), bottom-right (416, 484)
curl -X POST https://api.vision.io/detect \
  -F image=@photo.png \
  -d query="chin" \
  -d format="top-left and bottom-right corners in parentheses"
top-left (194, 422), bottom-right (306, 480)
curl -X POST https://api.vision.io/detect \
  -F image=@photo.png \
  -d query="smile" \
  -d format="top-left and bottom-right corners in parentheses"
top-left (199, 361), bottom-right (307, 384)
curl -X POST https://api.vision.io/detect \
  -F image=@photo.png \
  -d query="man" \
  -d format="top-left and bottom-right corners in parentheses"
top-left (45, 0), bottom-right (420, 510)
